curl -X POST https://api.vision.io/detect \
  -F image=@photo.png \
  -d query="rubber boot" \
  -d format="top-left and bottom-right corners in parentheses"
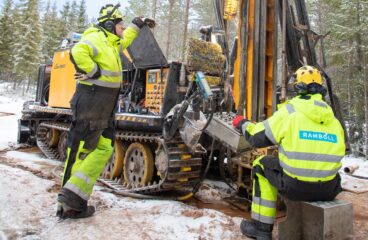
top-left (57, 188), bottom-right (95, 219)
top-left (240, 219), bottom-right (273, 240)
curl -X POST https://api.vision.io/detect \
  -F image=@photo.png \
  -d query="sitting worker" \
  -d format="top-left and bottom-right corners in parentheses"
top-left (56, 4), bottom-right (155, 219)
top-left (233, 65), bottom-right (345, 240)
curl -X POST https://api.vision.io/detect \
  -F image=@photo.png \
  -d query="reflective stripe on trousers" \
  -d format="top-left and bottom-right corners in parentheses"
top-left (251, 156), bottom-right (277, 224)
top-left (65, 135), bottom-right (114, 200)
top-left (64, 182), bottom-right (90, 200)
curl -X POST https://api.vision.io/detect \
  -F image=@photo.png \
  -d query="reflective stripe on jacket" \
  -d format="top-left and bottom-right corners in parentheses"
top-left (71, 24), bottom-right (139, 88)
top-left (242, 94), bottom-right (345, 182)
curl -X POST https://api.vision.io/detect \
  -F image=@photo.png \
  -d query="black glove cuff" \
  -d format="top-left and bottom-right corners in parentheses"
top-left (132, 17), bottom-right (145, 29)
top-left (236, 119), bottom-right (248, 132)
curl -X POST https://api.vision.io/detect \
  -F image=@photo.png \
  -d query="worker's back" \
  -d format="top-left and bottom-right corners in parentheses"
top-left (274, 93), bottom-right (346, 182)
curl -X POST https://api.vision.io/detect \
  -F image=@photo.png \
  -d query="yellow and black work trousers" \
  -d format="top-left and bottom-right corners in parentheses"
top-left (251, 156), bottom-right (342, 225)
top-left (61, 83), bottom-right (120, 202)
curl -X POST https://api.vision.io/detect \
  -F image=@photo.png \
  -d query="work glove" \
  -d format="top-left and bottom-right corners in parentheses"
top-left (142, 17), bottom-right (156, 28)
top-left (74, 72), bottom-right (88, 81)
top-left (232, 115), bottom-right (247, 132)
top-left (132, 17), bottom-right (156, 29)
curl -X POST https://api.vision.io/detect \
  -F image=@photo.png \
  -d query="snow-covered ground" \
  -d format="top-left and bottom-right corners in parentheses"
top-left (0, 82), bottom-right (34, 150)
top-left (0, 96), bottom-right (24, 150)
top-left (0, 88), bottom-right (246, 240)
top-left (1, 86), bottom-right (368, 239)
top-left (0, 163), bottom-right (244, 240)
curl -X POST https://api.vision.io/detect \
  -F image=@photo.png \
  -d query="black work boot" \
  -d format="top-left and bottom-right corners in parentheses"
top-left (57, 203), bottom-right (95, 219)
top-left (240, 219), bottom-right (273, 240)
top-left (57, 188), bottom-right (95, 219)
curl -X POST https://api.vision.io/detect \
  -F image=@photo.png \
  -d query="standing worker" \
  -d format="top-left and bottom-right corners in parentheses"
top-left (57, 3), bottom-right (156, 219)
top-left (233, 66), bottom-right (346, 239)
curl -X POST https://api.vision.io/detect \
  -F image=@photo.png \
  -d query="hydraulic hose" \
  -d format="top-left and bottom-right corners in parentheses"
top-left (192, 138), bottom-right (216, 194)
top-left (99, 178), bottom-right (200, 201)
top-left (100, 187), bottom-right (166, 200)
top-left (218, 148), bottom-right (237, 191)
top-left (199, 98), bottom-right (215, 132)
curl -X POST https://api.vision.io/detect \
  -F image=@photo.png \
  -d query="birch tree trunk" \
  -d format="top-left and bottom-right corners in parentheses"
top-left (181, 0), bottom-right (190, 61)
top-left (152, 0), bottom-right (158, 35)
top-left (152, 0), bottom-right (157, 19)
top-left (166, 0), bottom-right (175, 59)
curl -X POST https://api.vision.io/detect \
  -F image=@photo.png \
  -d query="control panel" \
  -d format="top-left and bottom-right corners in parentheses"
top-left (145, 68), bottom-right (169, 114)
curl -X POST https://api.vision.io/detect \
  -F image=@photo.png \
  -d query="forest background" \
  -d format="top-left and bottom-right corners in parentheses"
top-left (0, 0), bottom-right (366, 158)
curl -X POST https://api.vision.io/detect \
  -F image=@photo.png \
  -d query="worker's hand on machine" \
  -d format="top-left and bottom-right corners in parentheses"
top-left (232, 115), bottom-right (247, 132)
top-left (142, 17), bottom-right (156, 28)
top-left (74, 72), bottom-right (88, 81)
top-left (132, 17), bottom-right (156, 29)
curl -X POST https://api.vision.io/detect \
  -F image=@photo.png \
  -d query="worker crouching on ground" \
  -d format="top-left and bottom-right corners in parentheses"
top-left (56, 4), bottom-right (156, 220)
top-left (233, 65), bottom-right (346, 240)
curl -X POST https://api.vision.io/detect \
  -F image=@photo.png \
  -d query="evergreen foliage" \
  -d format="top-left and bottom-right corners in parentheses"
top-left (41, 0), bottom-right (60, 64)
top-left (0, 0), bottom-right (15, 78)
top-left (13, 0), bottom-right (43, 85)
top-left (76, 0), bottom-right (87, 32)
top-left (308, 0), bottom-right (368, 156)
top-left (0, 0), bottom-right (89, 84)
top-left (0, 0), bottom-right (366, 156)
top-left (68, 0), bottom-right (78, 32)
top-left (59, 0), bottom-right (71, 38)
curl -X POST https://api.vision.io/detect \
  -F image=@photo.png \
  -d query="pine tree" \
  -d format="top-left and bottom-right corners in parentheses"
top-left (68, 0), bottom-right (78, 32)
top-left (41, 0), bottom-right (61, 63)
top-left (76, 0), bottom-right (88, 33)
top-left (126, 0), bottom-right (218, 61)
top-left (0, 0), bottom-right (15, 79)
top-left (59, 0), bottom-right (71, 38)
top-left (10, 3), bottom-right (22, 88)
top-left (309, 0), bottom-right (368, 156)
top-left (182, 0), bottom-right (191, 61)
top-left (12, 0), bottom-right (43, 90)
top-left (125, 0), bottom-right (152, 21)
top-left (191, 0), bottom-right (216, 29)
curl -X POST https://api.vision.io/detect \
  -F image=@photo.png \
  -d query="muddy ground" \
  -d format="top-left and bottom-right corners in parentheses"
top-left (0, 147), bottom-right (367, 240)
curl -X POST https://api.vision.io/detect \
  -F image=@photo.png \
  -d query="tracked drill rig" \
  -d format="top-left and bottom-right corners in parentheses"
top-left (203, 0), bottom-right (348, 197)
top-left (18, 0), bottom-right (346, 200)
top-left (18, 26), bottom-right (225, 197)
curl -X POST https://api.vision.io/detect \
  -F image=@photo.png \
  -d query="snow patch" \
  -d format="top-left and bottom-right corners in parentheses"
top-left (0, 113), bottom-right (19, 150)
top-left (0, 90), bottom-right (31, 149)
top-left (0, 163), bottom-right (245, 240)
top-left (195, 179), bottom-right (235, 202)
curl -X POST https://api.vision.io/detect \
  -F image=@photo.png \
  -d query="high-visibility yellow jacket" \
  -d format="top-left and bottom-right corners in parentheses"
top-left (242, 94), bottom-right (346, 182)
top-left (71, 25), bottom-right (139, 88)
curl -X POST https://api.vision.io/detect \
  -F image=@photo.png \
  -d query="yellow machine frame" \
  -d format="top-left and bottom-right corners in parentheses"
top-left (48, 49), bottom-right (76, 108)
top-left (232, 0), bottom-right (276, 120)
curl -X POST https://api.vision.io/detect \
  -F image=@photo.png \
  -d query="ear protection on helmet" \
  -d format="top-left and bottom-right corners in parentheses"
top-left (103, 20), bottom-right (115, 33)
top-left (291, 65), bottom-right (327, 96)
top-left (293, 78), bottom-right (327, 96)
